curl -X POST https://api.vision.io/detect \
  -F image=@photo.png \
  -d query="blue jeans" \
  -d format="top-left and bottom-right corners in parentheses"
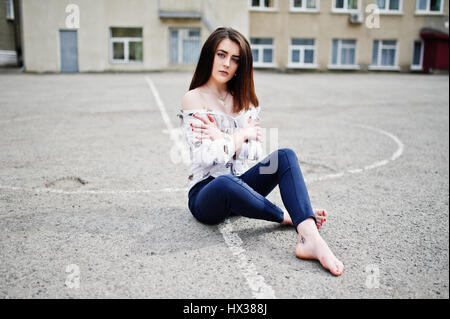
top-left (188, 148), bottom-right (316, 230)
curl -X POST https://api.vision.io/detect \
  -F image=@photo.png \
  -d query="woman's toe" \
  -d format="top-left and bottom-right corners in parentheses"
top-left (335, 261), bottom-right (344, 274)
top-left (315, 209), bottom-right (325, 217)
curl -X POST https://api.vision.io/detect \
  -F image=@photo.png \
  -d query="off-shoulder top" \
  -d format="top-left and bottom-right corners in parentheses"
top-left (176, 106), bottom-right (264, 192)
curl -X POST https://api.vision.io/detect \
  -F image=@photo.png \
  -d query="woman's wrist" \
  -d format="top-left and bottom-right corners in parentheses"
top-left (231, 130), bottom-right (242, 144)
top-left (230, 130), bottom-right (245, 156)
top-left (238, 128), bottom-right (248, 141)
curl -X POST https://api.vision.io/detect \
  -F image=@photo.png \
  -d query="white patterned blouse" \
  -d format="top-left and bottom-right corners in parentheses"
top-left (176, 105), bottom-right (264, 192)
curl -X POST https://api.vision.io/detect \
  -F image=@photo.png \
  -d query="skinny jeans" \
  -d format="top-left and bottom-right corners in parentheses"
top-left (188, 148), bottom-right (316, 230)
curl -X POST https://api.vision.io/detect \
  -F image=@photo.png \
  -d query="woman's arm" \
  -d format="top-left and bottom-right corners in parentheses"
top-left (178, 112), bottom-right (237, 166)
top-left (231, 129), bottom-right (247, 158)
top-left (180, 91), bottom-right (237, 166)
top-left (236, 106), bottom-right (263, 161)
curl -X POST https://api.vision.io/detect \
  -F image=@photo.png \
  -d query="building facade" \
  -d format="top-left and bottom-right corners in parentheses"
top-left (19, 0), bottom-right (449, 73)
top-left (249, 0), bottom-right (449, 73)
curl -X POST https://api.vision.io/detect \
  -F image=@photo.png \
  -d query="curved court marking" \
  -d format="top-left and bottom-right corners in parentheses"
top-left (305, 122), bottom-right (404, 183)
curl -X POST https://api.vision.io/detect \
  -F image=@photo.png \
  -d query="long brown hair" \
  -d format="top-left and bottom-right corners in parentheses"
top-left (189, 27), bottom-right (259, 114)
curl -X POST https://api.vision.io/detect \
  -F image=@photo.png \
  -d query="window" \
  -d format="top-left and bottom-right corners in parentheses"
top-left (329, 39), bottom-right (359, 69)
top-left (110, 28), bottom-right (143, 63)
top-left (250, 0), bottom-right (277, 11)
top-left (370, 40), bottom-right (399, 70)
top-left (333, 0), bottom-right (361, 12)
top-left (411, 40), bottom-right (424, 71)
top-left (6, 0), bottom-right (14, 20)
top-left (291, 0), bottom-right (319, 11)
top-left (416, 0), bottom-right (444, 14)
top-left (169, 28), bottom-right (201, 65)
top-left (250, 38), bottom-right (275, 67)
top-left (376, 0), bottom-right (402, 13)
top-left (288, 39), bottom-right (317, 68)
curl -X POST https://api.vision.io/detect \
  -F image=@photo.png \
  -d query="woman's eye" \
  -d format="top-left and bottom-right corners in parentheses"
top-left (217, 52), bottom-right (238, 63)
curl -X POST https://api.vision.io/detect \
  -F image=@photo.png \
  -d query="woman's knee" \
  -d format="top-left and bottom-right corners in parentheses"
top-left (278, 148), bottom-right (299, 162)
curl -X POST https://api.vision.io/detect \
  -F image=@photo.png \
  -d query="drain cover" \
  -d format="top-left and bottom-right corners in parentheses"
top-left (45, 176), bottom-right (88, 190)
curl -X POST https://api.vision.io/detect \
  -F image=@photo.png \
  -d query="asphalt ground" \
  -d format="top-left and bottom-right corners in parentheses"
top-left (0, 70), bottom-right (448, 299)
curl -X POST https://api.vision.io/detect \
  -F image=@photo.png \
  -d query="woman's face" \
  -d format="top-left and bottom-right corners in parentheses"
top-left (211, 38), bottom-right (240, 84)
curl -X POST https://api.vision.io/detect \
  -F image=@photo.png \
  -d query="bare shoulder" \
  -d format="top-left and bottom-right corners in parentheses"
top-left (181, 88), bottom-right (206, 111)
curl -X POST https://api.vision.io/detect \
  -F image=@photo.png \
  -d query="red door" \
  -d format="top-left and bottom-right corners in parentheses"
top-left (421, 28), bottom-right (449, 74)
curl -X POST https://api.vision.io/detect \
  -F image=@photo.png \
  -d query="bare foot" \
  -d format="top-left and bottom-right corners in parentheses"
top-left (295, 220), bottom-right (344, 276)
top-left (281, 208), bottom-right (327, 229)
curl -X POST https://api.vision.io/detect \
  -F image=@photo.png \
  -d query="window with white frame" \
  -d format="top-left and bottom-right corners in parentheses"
top-left (333, 0), bottom-right (361, 12)
top-left (6, 0), bottom-right (14, 20)
top-left (251, 38), bottom-right (275, 67)
top-left (330, 39), bottom-right (358, 67)
top-left (289, 39), bottom-right (317, 67)
top-left (291, 0), bottom-right (319, 11)
top-left (250, 0), bottom-right (277, 10)
top-left (376, 0), bottom-right (402, 13)
top-left (371, 40), bottom-right (398, 69)
top-left (411, 40), bottom-right (424, 70)
top-left (416, 0), bottom-right (444, 14)
top-left (169, 28), bottom-right (201, 64)
top-left (110, 28), bottom-right (143, 63)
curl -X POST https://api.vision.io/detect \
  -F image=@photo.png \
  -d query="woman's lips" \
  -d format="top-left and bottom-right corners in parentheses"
top-left (219, 71), bottom-right (229, 76)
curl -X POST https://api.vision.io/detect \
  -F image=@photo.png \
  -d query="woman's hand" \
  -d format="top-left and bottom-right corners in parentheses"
top-left (191, 113), bottom-right (226, 141)
top-left (242, 116), bottom-right (262, 142)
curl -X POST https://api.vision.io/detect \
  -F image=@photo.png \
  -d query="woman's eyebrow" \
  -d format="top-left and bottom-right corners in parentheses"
top-left (218, 49), bottom-right (240, 58)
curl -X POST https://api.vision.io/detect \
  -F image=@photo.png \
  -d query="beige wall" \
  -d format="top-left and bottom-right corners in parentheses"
top-left (250, 0), bottom-right (449, 71)
top-left (21, 0), bottom-right (248, 73)
top-left (210, 0), bottom-right (249, 37)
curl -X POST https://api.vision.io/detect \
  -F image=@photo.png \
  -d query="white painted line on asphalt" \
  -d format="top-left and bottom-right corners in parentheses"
top-left (0, 185), bottom-right (22, 191)
top-left (347, 168), bottom-right (363, 174)
top-left (145, 75), bottom-right (276, 299)
top-left (0, 115), bottom-right (47, 124)
top-left (0, 185), bottom-right (189, 194)
top-left (144, 77), bottom-right (190, 166)
top-left (219, 219), bottom-right (276, 299)
top-left (145, 77), bottom-right (175, 134)
top-left (364, 160), bottom-right (389, 170)
top-left (145, 76), bottom-right (184, 149)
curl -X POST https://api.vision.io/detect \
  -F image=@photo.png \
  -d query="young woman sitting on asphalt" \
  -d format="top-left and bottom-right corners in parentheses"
top-left (177, 27), bottom-right (344, 276)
